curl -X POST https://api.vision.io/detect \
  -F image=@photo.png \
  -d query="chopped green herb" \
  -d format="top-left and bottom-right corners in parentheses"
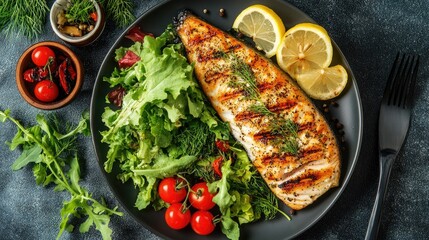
top-left (64, 0), bottom-right (96, 24)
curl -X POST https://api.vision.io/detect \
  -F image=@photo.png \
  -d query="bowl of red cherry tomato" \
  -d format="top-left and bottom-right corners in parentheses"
top-left (15, 41), bottom-right (83, 110)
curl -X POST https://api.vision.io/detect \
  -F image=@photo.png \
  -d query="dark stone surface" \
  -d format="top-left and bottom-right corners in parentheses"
top-left (0, 0), bottom-right (427, 239)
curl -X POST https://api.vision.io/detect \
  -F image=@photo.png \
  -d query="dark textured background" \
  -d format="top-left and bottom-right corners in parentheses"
top-left (0, 0), bottom-right (428, 239)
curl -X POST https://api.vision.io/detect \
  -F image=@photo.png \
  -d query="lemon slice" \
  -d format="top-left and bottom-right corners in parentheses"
top-left (233, 4), bottom-right (285, 58)
top-left (296, 65), bottom-right (348, 100)
top-left (276, 23), bottom-right (333, 79)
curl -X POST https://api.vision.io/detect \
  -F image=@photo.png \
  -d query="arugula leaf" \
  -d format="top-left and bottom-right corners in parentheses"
top-left (11, 145), bottom-right (42, 170)
top-left (132, 155), bottom-right (197, 178)
top-left (0, 109), bottom-right (123, 240)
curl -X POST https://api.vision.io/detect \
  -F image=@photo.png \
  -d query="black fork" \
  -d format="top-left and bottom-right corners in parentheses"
top-left (365, 53), bottom-right (419, 240)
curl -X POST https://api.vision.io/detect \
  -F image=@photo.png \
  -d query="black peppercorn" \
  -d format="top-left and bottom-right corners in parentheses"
top-left (219, 8), bottom-right (225, 17)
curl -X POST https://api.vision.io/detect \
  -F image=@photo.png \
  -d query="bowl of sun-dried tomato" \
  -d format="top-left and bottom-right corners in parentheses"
top-left (16, 41), bottom-right (84, 110)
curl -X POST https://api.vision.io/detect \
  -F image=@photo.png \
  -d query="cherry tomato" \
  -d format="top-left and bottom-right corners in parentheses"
top-left (189, 182), bottom-right (216, 210)
top-left (164, 203), bottom-right (191, 230)
top-left (215, 139), bottom-right (230, 152)
top-left (32, 46), bottom-right (55, 67)
top-left (158, 177), bottom-right (187, 204)
top-left (191, 210), bottom-right (216, 235)
top-left (34, 80), bottom-right (59, 102)
top-left (212, 156), bottom-right (223, 177)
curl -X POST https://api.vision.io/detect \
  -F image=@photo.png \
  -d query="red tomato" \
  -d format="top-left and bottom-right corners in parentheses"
top-left (212, 156), bottom-right (223, 177)
top-left (90, 12), bottom-right (98, 22)
top-left (34, 80), bottom-right (59, 102)
top-left (191, 210), bottom-right (215, 235)
top-left (31, 46), bottom-right (56, 67)
top-left (189, 182), bottom-right (216, 210)
top-left (158, 177), bottom-right (187, 204)
top-left (164, 203), bottom-right (191, 230)
top-left (215, 139), bottom-right (230, 152)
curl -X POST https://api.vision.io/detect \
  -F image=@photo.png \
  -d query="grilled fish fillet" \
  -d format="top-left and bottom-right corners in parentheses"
top-left (175, 11), bottom-right (341, 210)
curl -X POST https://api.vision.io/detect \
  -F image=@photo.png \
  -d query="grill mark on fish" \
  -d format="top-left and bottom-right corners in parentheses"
top-left (204, 70), bottom-right (230, 84)
top-left (176, 12), bottom-right (341, 211)
top-left (253, 130), bottom-right (279, 144)
top-left (268, 100), bottom-right (298, 114)
top-left (260, 153), bottom-right (296, 164)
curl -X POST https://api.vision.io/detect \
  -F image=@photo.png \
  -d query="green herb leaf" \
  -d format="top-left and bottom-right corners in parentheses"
top-left (0, 109), bottom-right (122, 240)
top-left (132, 155), bottom-right (197, 178)
top-left (220, 214), bottom-right (240, 240)
top-left (11, 145), bottom-right (42, 170)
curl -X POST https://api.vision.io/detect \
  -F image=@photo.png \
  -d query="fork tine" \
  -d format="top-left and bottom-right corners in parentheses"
top-left (394, 54), bottom-right (412, 107)
top-left (402, 55), bottom-right (419, 108)
top-left (384, 53), bottom-right (419, 108)
top-left (388, 53), bottom-right (409, 106)
top-left (383, 52), bottom-right (402, 105)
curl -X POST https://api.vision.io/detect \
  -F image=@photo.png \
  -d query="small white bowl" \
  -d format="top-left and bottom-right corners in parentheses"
top-left (50, 0), bottom-right (106, 46)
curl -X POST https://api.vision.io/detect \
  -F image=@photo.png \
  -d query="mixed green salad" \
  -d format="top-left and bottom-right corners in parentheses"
top-left (100, 25), bottom-right (289, 239)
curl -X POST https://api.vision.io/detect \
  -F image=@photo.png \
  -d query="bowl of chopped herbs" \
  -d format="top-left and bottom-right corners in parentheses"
top-left (50, 0), bottom-right (105, 46)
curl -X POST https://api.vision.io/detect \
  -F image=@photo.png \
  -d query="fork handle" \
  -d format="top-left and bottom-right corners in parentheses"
top-left (365, 150), bottom-right (397, 240)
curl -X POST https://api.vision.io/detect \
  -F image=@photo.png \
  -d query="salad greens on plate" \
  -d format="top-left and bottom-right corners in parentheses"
top-left (100, 25), bottom-right (289, 240)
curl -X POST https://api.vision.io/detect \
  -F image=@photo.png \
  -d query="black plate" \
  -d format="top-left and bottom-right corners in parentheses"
top-left (90, 0), bottom-right (363, 239)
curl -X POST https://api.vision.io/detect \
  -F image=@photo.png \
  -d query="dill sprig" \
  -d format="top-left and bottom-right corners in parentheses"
top-left (1, 0), bottom-right (49, 39)
top-left (229, 54), bottom-right (260, 100)
top-left (101, 0), bottom-right (135, 28)
top-left (174, 120), bottom-right (217, 159)
top-left (0, 1), bottom-right (12, 30)
top-left (248, 103), bottom-right (272, 116)
top-left (231, 173), bottom-right (291, 220)
top-left (225, 52), bottom-right (299, 155)
top-left (251, 103), bottom-right (299, 155)
top-left (271, 118), bottom-right (299, 155)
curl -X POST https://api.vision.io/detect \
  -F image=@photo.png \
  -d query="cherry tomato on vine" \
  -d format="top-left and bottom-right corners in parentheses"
top-left (34, 80), bottom-right (59, 102)
top-left (158, 177), bottom-right (187, 204)
top-left (191, 210), bottom-right (216, 235)
top-left (31, 46), bottom-right (56, 67)
top-left (189, 182), bottom-right (216, 210)
top-left (164, 203), bottom-right (191, 230)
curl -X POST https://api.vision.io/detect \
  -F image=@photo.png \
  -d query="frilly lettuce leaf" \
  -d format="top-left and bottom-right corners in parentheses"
top-left (101, 25), bottom-right (230, 211)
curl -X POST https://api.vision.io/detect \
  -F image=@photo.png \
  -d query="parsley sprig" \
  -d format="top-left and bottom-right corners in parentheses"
top-left (0, 109), bottom-right (123, 240)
